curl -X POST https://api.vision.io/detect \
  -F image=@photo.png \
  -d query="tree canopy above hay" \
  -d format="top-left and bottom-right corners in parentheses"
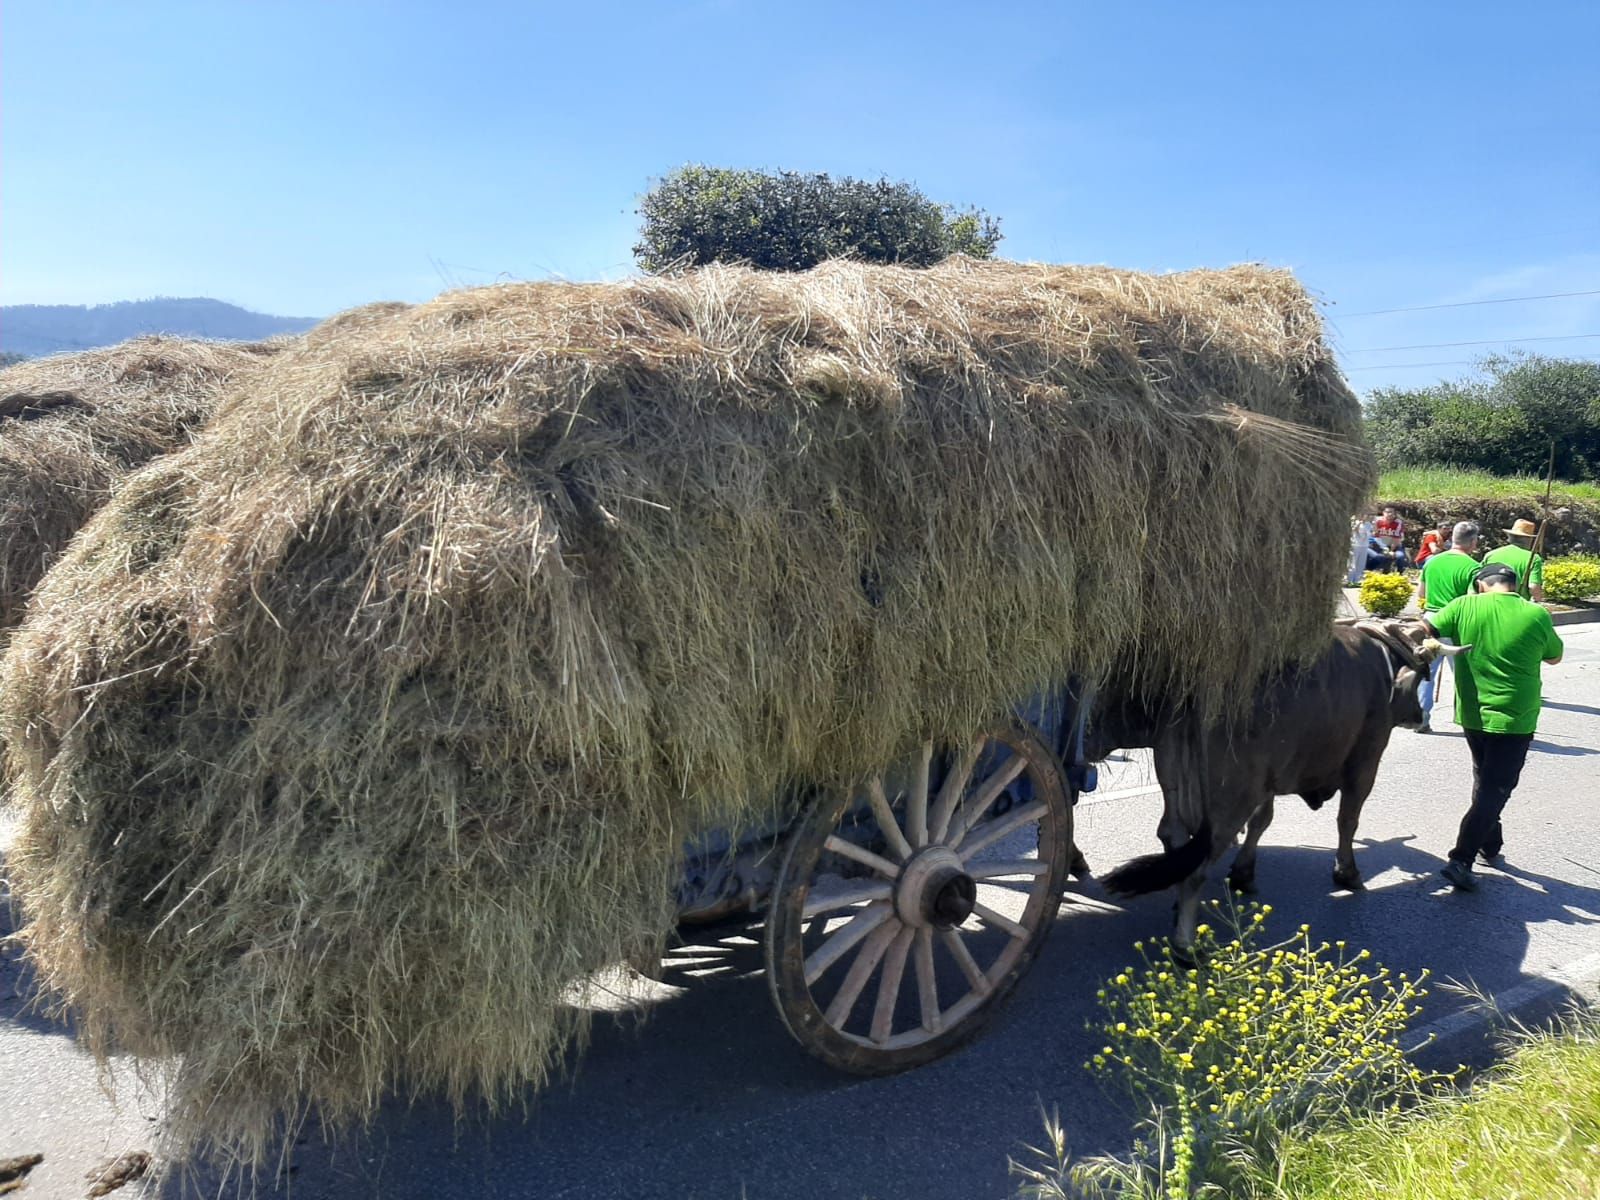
top-left (0, 259), bottom-right (1371, 1163)
top-left (635, 166), bottom-right (1003, 271)
top-left (0, 336), bottom-right (279, 632)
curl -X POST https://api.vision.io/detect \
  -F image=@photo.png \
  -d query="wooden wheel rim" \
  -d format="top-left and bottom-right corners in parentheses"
top-left (763, 720), bottom-right (1071, 1074)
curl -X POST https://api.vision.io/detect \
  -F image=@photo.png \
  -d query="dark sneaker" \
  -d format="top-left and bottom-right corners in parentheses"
top-left (1416, 723), bottom-right (1433, 735)
top-left (1478, 850), bottom-right (1505, 869)
top-left (1441, 859), bottom-right (1479, 892)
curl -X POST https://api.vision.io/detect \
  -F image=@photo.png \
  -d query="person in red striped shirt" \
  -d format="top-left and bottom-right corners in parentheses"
top-left (1373, 506), bottom-right (1407, 570)
top-left (1415, 520), bottom-right (1452, 567)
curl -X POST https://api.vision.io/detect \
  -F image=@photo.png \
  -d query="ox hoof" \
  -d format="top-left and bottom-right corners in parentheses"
top-left (1227, 871), bottom-right (1258, 895)
top-left (1069, 847), bottom-right (1092, 880)
top-left (1332, 867), bottom-right (1365, 892)
top-left (1169, 942), bottom-right (1206, 970)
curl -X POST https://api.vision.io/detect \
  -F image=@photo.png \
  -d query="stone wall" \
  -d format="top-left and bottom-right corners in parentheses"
top-left (1375, 497), bottom-right (1599, 557)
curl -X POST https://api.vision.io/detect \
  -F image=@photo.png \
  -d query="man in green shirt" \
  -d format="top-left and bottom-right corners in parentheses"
top-left (1425, 562), bottom-right (1564, 891)
top-left (1483, 518), bottom-right (1545, 602)
top-left (1413, 520), bottom-right (1481, 732)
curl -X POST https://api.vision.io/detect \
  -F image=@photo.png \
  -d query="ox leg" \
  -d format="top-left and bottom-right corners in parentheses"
top-left (1173, 870), bottom-right (1208, 958)
top-left (1156, 804), bottom-right (1188, 854)
top-left (1332, 769), bottom-right (1378, 891)
top-left (1228, 797), bottom-right (1275, 895)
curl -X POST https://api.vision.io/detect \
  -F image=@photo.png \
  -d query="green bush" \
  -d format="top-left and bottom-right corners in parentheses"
top-left (1012, 904), bottom-right (1445, 1199)
top-left (1543, 557), bottom-right (1600, 604)
top-left (1358, 572), bottom-right (1413, 617)
top-left (633, 166), bottom-right (1002, 273)
top-left (1364, 354), bottom-right (1600, 481)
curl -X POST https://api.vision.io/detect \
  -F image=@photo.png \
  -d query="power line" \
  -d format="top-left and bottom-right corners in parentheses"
top-left (1334, 289), bottom-right (1600, 318)
top-left (1347, 332), bottom-right (1600, 353)
top-left (1346, 352), bottom-right (1600, 373)
top-left (1345, 360), bottom-right (1478, 372)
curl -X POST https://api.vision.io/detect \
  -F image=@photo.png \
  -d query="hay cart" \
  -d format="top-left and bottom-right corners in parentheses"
top-left (671, 687), bottom-right (1098, 1074)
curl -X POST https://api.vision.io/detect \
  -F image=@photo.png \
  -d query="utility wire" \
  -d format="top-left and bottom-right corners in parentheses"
top-left (1334, 289), bottom-right (1600, 318)
top-left (1346, 352), bottom-right (1600, 372)
top-left (1347, 332), bottom-right (1600, 353)
top-left (1345, 360), bottom-right (1479, 372)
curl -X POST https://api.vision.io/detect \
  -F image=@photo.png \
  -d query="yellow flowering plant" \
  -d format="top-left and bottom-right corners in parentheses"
top-left (1542, 557), bottom-right (1600, 605)
top-left (1066, 900), bottom-right (1450, 1198)
top-left (1357, 571), bottom-right (1413, 618)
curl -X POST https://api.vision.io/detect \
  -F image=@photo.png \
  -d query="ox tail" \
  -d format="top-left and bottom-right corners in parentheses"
top-left (1101, 820), bottom-right (1214, 896)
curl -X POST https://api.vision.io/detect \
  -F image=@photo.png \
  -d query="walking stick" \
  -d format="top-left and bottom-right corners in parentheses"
top-left (1524, 440), bottom-right (1556, 600)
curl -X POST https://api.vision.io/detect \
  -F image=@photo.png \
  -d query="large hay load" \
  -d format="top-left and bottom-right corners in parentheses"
top-left (0, 336), bottom-right (280, 633)
top-left (0, 260), bottom-right (1371, 1160)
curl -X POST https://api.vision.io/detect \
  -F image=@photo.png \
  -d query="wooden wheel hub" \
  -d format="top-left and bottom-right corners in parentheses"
top-left (894, 846), bottom-right (976, 930)
top-left (763, 719), bottom-right (1074, 1074)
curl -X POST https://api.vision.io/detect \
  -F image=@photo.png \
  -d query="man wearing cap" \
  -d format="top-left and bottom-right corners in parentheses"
top-left (1413, 521), bottom-right (1481, 732)
top-left (1484, 518), bottom-right (1545, 602)
top-left (1424, 562), bottom-right (1564, 891)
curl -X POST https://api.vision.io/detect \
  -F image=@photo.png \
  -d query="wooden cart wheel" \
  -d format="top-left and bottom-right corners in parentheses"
top-left (763, 720), bottom-right (1071, 1074)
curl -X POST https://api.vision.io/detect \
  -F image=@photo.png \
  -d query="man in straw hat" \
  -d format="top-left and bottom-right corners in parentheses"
top-left (1424, 561), bottom-right (1564, 892)
top-left (1484, 518), bottom-right (1546, 602)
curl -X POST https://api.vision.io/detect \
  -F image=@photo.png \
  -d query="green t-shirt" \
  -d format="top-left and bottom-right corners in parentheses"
top-left (1483, 544), bottom-right (1544, 589)
top-left (1419, 549), bottom-right (1479, 613)
top-left (1430, 592), bottom-right (1563, 734)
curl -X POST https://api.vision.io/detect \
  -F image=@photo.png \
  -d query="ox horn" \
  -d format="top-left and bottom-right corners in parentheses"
top-left (1353, 619), bottom-right (1428, 670)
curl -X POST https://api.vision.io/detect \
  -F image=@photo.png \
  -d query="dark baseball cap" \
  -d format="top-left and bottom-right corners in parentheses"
top-left (1475, 562), bottom-right (1518, 587)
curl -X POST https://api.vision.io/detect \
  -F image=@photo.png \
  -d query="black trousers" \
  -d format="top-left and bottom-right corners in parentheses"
top-left (1449, 729), bottom-right (1534, 864)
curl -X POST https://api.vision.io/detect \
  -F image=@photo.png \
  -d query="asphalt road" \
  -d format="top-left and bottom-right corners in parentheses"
top-left (4, 625), bottom-right (1598, 1200)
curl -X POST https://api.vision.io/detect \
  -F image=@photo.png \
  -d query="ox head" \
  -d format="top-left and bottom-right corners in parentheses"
top-left (1352, 618), bottom-right (1471, 729)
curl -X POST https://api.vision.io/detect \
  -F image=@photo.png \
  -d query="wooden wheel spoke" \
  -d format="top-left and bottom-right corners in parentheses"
top-left (929, 739), bottom-right (986, 844)
top-left (972, 901), bottom-right (1029, 941)
top-left (766, 722), bottom-right (1069, 1070)
top-left (802, 879), bottom-right (893, 919)
top-left (823, 918), bottom-right (902, 1028)
top-left (939, 927), bottom-right (993, 997)
top-left (958, 801), bottom-right (1048, 860)
top-left (914, 927), bottom-right (941, 1033)
top-left (966, 859), bottom-right (1048, 880)
top-left (871, 925), bottom-right (916, 1044)
top-left (823, 835), bottom-right (901, 879)
top-left (907, 740), bottom-right (933, 848)
top-left (804, 901), bottom-right (892, 985)
top-left (865, 776), bottom-right (914, 862)
top-left (943, 754), bottom-right (1028, 846)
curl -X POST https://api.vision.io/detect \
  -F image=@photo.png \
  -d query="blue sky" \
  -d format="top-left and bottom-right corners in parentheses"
top-left (3, 0), bottom-right (1596, 392)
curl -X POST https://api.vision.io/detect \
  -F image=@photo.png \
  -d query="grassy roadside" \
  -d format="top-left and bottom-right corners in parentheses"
top-left (1272, 1018), bottom-right (1600, 1200)
top-left (1379, 467), bottom-right (1600, 505)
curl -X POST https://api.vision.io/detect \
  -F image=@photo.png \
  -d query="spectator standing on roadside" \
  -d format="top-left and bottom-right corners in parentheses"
top-left (1414, 521), bottom-right (1481, 732)
top-left (1415, 520), bottom-right (1452, 567)
top-left (1374, 505), bottom-right (1408, 571)
top-left (1347, 514), bottom-right (1375, 585)
top-left (1424, 562), bottom-right (1564, 892)
top-left (1484, 518), bottom-right (1546, 602)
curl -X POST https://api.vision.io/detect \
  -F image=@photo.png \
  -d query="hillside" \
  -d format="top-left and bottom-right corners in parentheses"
top-left (1, 298), bottom-right (320, 357)
top-left (1377, 468), bottom-right (1600, 556)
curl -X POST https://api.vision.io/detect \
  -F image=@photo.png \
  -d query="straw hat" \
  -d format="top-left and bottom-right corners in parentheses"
top-left (1503, 518), bottom-right (1538, 538)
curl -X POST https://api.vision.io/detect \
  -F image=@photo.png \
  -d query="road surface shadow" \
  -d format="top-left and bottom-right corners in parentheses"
top-left (143, 839), bottom-right (1600, 1200)
top-left (1543, 699), bottom-right (1600, 717)
top-left (0, 846), bottom-right (80, 1039)
top-left (1531, 738), bottom-right (1599, 756)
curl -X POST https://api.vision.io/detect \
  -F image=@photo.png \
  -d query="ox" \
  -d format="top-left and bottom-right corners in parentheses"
top-left (1096, 620), bottom-right (1467, 950)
